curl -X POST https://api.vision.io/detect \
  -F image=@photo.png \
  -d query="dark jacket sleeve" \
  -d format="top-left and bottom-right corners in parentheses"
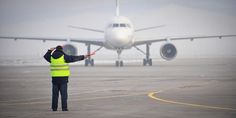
top-left (43, 50), bottom-right (52, 63)
top-left (64, 54), bottom-right (85, 63)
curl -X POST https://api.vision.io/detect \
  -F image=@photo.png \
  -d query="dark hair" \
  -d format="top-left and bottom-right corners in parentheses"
top-left (56, 45), bottom-right (63, 51)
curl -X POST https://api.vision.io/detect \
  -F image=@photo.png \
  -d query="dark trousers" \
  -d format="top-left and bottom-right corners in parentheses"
top-left (52, 82), bottom-right (68, 110)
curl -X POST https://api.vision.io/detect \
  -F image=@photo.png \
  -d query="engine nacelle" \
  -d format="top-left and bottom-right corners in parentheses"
top-left (63, 44), bottom-right (77, 55)
top-left (160, 43), bottom-right (177, 60)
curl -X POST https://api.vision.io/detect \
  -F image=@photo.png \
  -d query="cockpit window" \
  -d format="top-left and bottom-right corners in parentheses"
top-left (113, 24), bottom-right (119, 27)
top-left (120, 24), bottom-right (126, 27)
top-left (110, 23), bottom-right (131, 28)
top-left (126, 24), bottom-right (131, 28)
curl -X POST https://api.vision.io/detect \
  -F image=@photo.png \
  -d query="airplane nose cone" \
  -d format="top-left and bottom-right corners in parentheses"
top-left (112, 31), bottom-right (129, 46)
top-left (105, 29), bottom-right (133, 48)
top-left (114, 33), bottom-right (127, 41)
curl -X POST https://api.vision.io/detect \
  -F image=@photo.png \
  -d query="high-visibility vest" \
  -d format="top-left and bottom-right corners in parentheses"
top-left (50, 55), bottom-right (70, 77)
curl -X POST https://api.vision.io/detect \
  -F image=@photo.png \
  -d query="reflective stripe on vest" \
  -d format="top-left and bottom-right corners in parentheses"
top-left (50, 55), bottom-right (70, 77)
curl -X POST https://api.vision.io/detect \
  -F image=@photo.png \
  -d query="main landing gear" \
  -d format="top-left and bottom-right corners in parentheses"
top-left (135, 43), bottom-right (152, 66)
top-left (84, 43), bottom-right (152, 67)
top-left (85, 44), bottom-right (94, 66)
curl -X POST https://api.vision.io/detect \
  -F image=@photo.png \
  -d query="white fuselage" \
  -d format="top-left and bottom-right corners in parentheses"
top-left (104, 16), bottom-right (134, 49)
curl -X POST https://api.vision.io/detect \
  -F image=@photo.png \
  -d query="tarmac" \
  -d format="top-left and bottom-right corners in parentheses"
top-left (0, 58), bottom-right (236, 118)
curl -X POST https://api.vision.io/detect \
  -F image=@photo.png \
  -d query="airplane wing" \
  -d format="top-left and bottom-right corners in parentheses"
top-left (68, 25), bottom-right (104, 33)
top-left (134, 25), bottom-right (165, 32)
top-left (133, 34), bottom-right (236, 46)
top-left (70, 38), bottom-right (104, 46)
top-left (0, 36), bottom-right (105, 46)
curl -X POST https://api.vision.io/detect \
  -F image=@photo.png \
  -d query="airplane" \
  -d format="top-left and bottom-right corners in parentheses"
top-left (1, 0), bottom-right (236, 67)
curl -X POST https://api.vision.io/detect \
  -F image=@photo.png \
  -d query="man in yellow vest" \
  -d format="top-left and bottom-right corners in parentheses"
top-left (44, 45), bottom-right (95, 111)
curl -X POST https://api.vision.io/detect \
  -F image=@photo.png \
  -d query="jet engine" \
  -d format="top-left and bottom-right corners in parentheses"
top-left (63, 44), bottom-right (77, 55)
top-left (160, 43), bottom-right (177, 60)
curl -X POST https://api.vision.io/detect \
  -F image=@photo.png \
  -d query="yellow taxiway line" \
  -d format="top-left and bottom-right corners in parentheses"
top-left (148, 92), bottom-right (236, 111)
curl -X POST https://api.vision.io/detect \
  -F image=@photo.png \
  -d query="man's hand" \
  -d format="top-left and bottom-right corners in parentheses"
top-left (89, 51), bottom-right (96, 56)
top-left (49, 47), bottom-right (55, 51)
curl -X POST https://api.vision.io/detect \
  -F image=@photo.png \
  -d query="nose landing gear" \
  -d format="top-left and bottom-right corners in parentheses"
top-left (116, 49), bottom-right (123, 67)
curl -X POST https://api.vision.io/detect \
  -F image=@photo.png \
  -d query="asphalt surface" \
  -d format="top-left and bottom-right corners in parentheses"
top-left (0, 58), bottom-right (236, 118)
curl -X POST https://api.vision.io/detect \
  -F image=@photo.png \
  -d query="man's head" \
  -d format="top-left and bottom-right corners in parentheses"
top-left (56, 45), bottom-right (63, 51)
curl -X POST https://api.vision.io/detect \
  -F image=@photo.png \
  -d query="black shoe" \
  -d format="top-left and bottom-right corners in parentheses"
top-left (62, 108), bottom-right (68, 111)
top-left (52, 109), bottom-right (57, 111)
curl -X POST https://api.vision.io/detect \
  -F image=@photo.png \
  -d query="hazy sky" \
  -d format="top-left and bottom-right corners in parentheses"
top-left (0, 0), bottom-right (236, 60)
